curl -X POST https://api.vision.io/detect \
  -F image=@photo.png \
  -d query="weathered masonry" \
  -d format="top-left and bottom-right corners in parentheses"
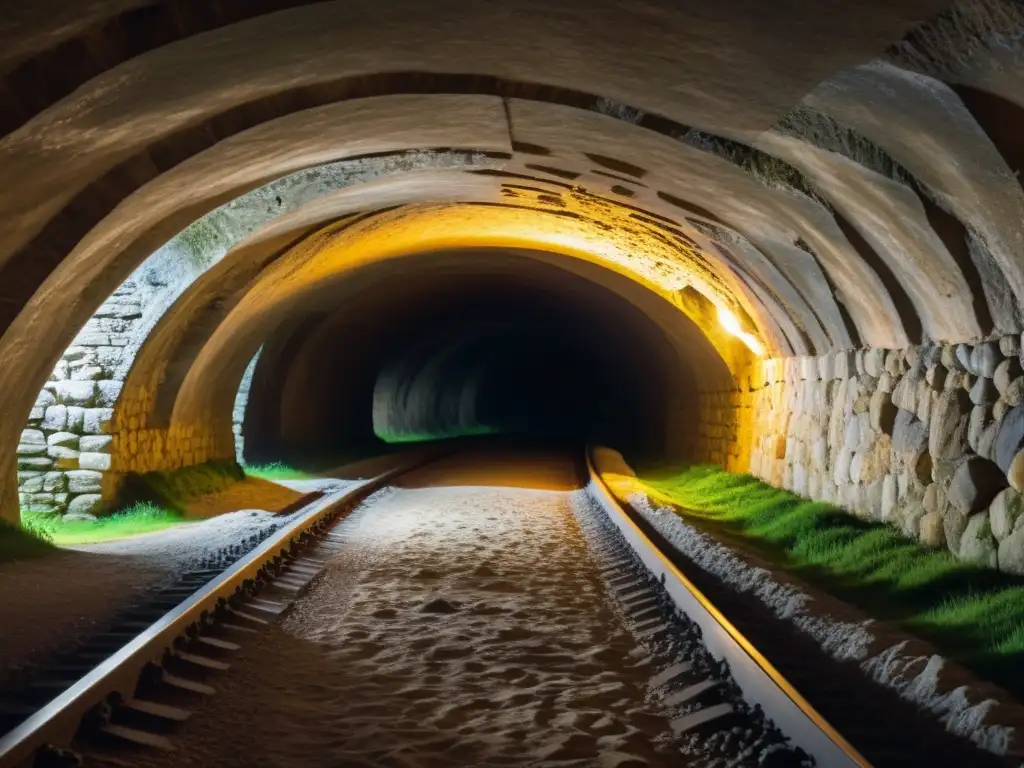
top-left (3, 0), bottom-right (1024, 580)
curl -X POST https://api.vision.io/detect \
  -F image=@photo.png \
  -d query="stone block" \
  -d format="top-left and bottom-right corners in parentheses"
top-left (929, 389), bottom-right (971, 461)
top-left (990, 488), bottom-right (1023, 541)
top-left (43, 472), bottom-right (67, 493)
top-left (1004, 378), bottom-right (1024, 408)
top-left (19, 473), bottom-right (44, 492)
top-left (1001, 334), bottom-right (1021, 358)
top-left (881, 474), bottom-right (897, 522)
top-left (42, 405), bottom-right (68, 431)
top-left (968, 404), bottom-right (991, 454)
top-left (78, 452), bottom-right (111, 471)
top-left (834, 351), bottom-right (854, 379)
top-left (959, 512), bottom-right (998, 568)
top-left (1010, 451), bottom-right (1024, 493)
top-left (66, 406), bottom-right (86, 433)
top-left (995, 358), bottom-right (1023, 396)
top-left (863, 348), bottom-right (885, 377)
top-left (95, 380), bottom-right (122, 407)
top-left (95, 346), bottom-right (122, 367)
top-left (83, 408), bottom-right (115, 435)
top-left (18, 456), bottom-right (54, 471)
top-left (47, 432), bottom-right (79, 449)
top-left (971, 342), bottom-right (1001, 378)
top-left (944, 510), bottom-right (969, 555)
top-left (902, 502), bottom-right (926, 539)
top-left (891, 374), bottom-right (917, 412)
top-left (74, 332), bottom-right (110, 346)
top-left (47, 444), bottom-right (79, 461)
top-left (970, 376), bottom-right (998, 406)
top-left (66, 494), bottom-right (103, 517)
top-left (66, 470), bottom-right (103, 493)
top-left (35, 389), bottom-right (56, 408)
top-left (70, 365), bottom-right (105, 381)
top-left (949, 456), bottom-right (1007, 515)
top-left (998, 527), bottom-right (1024, 574)
top-left (80, 435), bottom-right (112, 453)
top-left (994, 406), bottom-right (1024, 473)
top-left (53, 380), bottom-right (96, 407)
top-left (18, 429), bottom-right (47, 455)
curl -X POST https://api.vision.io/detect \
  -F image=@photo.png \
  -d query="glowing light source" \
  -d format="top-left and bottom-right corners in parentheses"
top-left (717, 305), bottom-right (764, 357)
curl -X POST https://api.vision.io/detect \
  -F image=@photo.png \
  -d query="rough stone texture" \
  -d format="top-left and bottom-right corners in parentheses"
top-left (949, 456), bottom-right (1007, 515)
top-left (959, 512), bottom-right (998, 568)
top-left (749, 341), bottom-right (1024, 572)
top-left (989, 488), bottom-right (1023, 541)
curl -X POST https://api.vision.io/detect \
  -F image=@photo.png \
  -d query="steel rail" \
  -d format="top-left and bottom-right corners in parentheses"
top-left (585, 446), bottom-right (871, 768)
top-left (0, 455), bottom-right (432, 768)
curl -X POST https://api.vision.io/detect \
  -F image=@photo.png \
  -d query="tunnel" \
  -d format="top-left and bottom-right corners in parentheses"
top-left (6, 1), bottom-right (1024, 765)
top-left (242, 248), bottom-right (719, 468)
top-left (4, 0), bottom-right (1024, 567)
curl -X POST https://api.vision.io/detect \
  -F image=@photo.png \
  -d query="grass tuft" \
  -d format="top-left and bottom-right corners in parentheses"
top-left (245, 463), bottom-right (315, 482)
top-left (21, 503), bottom-right (185, 546)
top-left (639, 464), bottom-right (1024, 692)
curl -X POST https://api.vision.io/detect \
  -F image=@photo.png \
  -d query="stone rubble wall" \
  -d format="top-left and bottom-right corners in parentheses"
top-left (17, 284), bottom-right (140, 518)
top-left (17, 241), bottom-right (210, 518)
top-left (746, 337), bottom-right (1024, 574)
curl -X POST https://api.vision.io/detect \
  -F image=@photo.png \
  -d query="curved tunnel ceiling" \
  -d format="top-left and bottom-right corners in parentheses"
top-left (240, 248), bottom-right (726, 466)
top-left (1, 0), bottom-right (1024, 520)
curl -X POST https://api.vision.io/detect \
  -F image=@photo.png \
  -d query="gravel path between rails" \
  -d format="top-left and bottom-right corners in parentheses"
top-left (89, 453), bottom-right (695, 768)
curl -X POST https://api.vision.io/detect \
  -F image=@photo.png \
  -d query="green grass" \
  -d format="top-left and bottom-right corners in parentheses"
top-left (21, 503), bottom-right (186, 546)
top-left (638, 464), bottom-right (1024, 693)
top-left (245, 463), bottom-right (315, 482)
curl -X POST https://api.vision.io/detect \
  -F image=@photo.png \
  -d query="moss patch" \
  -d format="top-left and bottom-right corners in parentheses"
top-left (22, 503), bottom-right (186, 546)
top-left (245, 463), bottom-right (315, 482)
top-left (635, 464), bottom-right (1024, 693)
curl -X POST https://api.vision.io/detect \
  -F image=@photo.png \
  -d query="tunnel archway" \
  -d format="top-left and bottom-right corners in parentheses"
top-left (242, 248), bottom-right (721, 467)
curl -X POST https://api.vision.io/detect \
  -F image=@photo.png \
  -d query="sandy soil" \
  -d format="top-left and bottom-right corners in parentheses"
top-left (99, 451), bottom-right (684, 767)
top-left (0, 491), bottom-right (356, 685)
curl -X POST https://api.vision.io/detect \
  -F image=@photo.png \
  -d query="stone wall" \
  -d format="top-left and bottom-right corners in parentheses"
top-left (17, 241), bottom-right (213, 518)
top-left (746, 338), bottom-right (1024, 574)
top-left (695, 388), bottom-right (755, 474)
top-left (16, 283), bottom-right (140, 517)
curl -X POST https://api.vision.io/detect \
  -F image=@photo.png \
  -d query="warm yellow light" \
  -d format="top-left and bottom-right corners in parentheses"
top-left (718, 305), bottom-right (764, 357)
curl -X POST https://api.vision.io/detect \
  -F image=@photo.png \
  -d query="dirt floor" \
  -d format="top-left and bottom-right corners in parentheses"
top-left (0, 478), bottom-right (357, 686)
top-left (94, 450), bottom-right (687, 767)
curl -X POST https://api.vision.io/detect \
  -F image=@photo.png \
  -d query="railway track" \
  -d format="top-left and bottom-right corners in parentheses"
top-left (0, 446), bottom-right (992, 767)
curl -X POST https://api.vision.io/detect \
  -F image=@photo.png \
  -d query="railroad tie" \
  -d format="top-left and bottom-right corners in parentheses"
top-left (100, 724), bottom-right (175, 752)
top-left (648, 662), bottom-right (693, 691)
top-left (670, 703), bottom-right (735, 736)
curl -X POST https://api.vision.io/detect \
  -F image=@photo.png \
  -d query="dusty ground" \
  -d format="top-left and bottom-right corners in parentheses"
top-left (0, 480), bottom-right (357, 685)
top-left (97, 450), bottom-right (684, 767)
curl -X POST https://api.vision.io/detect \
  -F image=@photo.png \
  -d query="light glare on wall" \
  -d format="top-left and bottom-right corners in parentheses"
top-left (717, 306), bottom-right (764, 357)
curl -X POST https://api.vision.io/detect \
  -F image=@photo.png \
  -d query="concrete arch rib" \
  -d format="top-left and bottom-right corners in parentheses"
top-left (504, 99), bottom-right (907, 348)
top-left (803, 60), bottom-right (1024, 332)
top-left (114, 170), bottom-right (511, 442)
top-left (750, 131), bottom-right (981, 341)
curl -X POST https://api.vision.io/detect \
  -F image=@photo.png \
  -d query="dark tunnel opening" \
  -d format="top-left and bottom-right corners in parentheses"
top-left (242, 249), bottom-right (729, 469)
